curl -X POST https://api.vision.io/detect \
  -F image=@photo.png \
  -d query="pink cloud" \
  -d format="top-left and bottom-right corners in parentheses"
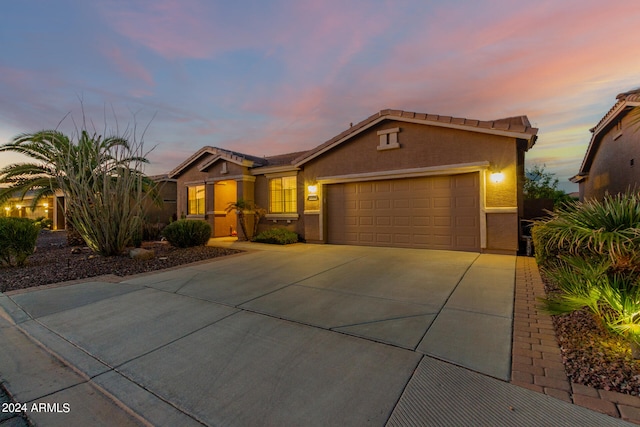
top-left (103, 45), bottom-right (155, 88)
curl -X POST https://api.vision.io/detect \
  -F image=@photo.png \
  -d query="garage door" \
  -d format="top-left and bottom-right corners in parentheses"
top-left (326, 173), bottom-right (480, 251)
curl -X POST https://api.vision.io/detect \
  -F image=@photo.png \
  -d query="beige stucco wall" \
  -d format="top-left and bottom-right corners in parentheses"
top-left (581, 114), bottom-right (640, 200)
top-left (143, 180), bottom-right (177, 224)
top-left (174, 155), bottom-right (252, 236)
top-left (296, 120), bottom-right (523, 252)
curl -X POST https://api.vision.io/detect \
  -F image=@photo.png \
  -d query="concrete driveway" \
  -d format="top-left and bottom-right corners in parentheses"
top-left (0, 243), bottom-right (630, 426)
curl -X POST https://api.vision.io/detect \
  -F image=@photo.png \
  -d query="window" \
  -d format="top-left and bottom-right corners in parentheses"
top-left (269, 176), bottom-right (297, 213)
top-left (187, 185), bottom-right (205, 215)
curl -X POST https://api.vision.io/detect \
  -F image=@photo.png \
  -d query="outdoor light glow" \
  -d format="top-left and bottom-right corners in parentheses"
top-left (4, 207), bottom-right (9, 211)
top-left (307, 185), bottom-right (318, 195)
top-left (16, 205), bottom-right (22, 210)
top-left (490, 172), bottom-right (505, 184)
top-left (43, 203), bottom-right (48, 208)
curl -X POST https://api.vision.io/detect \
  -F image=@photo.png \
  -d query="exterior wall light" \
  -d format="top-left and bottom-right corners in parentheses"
top-left (490, 171), bottom-right (505, 184)
top-left (307, 184), bottom-right (318, 201)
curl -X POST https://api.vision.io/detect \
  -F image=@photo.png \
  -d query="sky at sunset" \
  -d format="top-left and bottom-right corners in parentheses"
top-left (2, 0), bottom-right (640, 192)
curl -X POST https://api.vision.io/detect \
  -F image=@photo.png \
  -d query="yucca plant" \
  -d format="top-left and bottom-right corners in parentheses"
top-left (533, 193), bottom-right (640, 271)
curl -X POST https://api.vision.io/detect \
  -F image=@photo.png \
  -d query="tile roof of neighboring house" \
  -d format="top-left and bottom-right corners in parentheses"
top-left (589, 88), bottom-right (640, 133)
top-left (572, 87), bottom-right (640, 181)
top-left (293, 109), bottom-right (538, 166)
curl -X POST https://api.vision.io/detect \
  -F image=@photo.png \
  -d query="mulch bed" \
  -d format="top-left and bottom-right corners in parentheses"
top-left (0, 231), bottom-right (241, 293)
top-left (543, 274), bottom-right (640, 396)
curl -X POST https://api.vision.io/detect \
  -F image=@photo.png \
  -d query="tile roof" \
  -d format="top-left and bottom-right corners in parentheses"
top-left (590, 88), bottom-right (640, 133)
top-left (168, 146), bottom-right (268, 178)
top-left (576, 87), bottom-right (640, 177)
top-left (293, 109), bottom-right (537, 165)
top-left (263, 151), bottom-right (309, 166)
top-left (169, 109), bottom-right (538, 176)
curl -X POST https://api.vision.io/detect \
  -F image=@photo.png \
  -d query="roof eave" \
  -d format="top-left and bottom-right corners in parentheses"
top-left (577, 100), bottom-right (640, 175)
top-left (293, 115), bottom-right (537, 167)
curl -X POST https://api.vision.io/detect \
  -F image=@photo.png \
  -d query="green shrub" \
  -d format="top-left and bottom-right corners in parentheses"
top-left (162, 219), bottom-right (211, 248)
top-left (34, 216), bottom-right (53, 229)
top-left (0, 217), bottom-right (40, 267)
top-left (535, 192), bottom-right (640, 357)
top-left (143, 222), bottom-right (165, 241)
top-left (532, 194), bottom-right (640, 269)
top-left (252, 228), bottom-right (298, 245)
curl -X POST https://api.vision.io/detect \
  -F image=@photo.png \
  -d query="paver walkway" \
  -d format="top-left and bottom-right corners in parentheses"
top-left (511, 256), bottom-right (640, 424)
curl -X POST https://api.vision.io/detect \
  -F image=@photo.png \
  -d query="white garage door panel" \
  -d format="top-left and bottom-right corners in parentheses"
top-left (327, 173), bottom-right (480, 251)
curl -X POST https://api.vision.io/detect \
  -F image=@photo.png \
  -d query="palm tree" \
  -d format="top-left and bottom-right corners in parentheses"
top-left (225, 199), bottom-right (266, 241)
top-left (0, 129), bottom-right (159, 253)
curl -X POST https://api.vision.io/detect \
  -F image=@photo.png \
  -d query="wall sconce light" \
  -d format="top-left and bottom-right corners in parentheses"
top-left (489, 171), bottom-right (505, 184)
top-left (43, 203), bottom-right (48, 208)
top-left (16, 205), bottom-right (22, 210)
top-left (307, 184), bottom-right (318, 201)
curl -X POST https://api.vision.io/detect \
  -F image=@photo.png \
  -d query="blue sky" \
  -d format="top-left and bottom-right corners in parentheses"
top-left (2, 0), bottom-right (640, 192)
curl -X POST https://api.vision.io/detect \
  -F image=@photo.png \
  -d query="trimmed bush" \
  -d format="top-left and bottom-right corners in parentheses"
top-left (0, 217), bottom-right (40, 267)
top-left (252, 228), bottom-right (298, 245)
top-left (162, 219), bottom-right (211, 248)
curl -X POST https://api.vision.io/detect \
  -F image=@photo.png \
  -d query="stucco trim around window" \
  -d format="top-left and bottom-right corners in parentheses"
top-left (269, 175), bottom-right (297, 214)
top-left (265, 213), bottom-right (300, 220)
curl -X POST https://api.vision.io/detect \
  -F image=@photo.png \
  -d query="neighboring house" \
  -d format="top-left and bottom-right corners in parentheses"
top-left (0, 187), bottom-right (64, 229)
top-left (1, 176), bottom-right (177, 231)
top-left (570, 88), bottom-right (640, 200)
top-left (169, 109), bottom-right (538, 254)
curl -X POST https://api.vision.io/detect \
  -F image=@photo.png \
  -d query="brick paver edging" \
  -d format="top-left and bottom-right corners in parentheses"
top-left (512, 256), bottom-right (640, 424)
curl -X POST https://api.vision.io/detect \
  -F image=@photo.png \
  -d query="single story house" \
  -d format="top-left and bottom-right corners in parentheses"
top-left (169, 109), bottom-right (537, 254)
top-left (570, 88), bottom-right (640, 200)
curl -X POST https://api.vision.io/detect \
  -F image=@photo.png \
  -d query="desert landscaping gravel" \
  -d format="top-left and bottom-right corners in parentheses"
top-left (0, 230), bottom-right (240, 293)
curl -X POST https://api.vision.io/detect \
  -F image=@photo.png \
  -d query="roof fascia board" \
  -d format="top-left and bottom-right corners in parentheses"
top-left (250, 165), bottom-right (301, 175)
top-left (168, 147), bottom-right (217, 178)
top-left (592, 101), bottom-right (640, 137)
top-left (199, 152), bottom-right (257, 171)
top-left (317, 161), bottom-right (490, 184)
top-left (578, 100), bottom-right (640, 174)
top-left (295, 116), bottom-right (536, 167)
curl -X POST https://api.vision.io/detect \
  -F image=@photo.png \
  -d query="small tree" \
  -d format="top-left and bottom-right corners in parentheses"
top-left (524, 164), bottom-right (571, 207)
top-left (226, 199), bottom-right (265, 241)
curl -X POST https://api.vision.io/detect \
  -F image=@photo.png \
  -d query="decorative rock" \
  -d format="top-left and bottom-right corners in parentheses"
top-left (71, 247), bottom-right (82, 254)
top-left (129, 248), bottom-right (155, 261)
